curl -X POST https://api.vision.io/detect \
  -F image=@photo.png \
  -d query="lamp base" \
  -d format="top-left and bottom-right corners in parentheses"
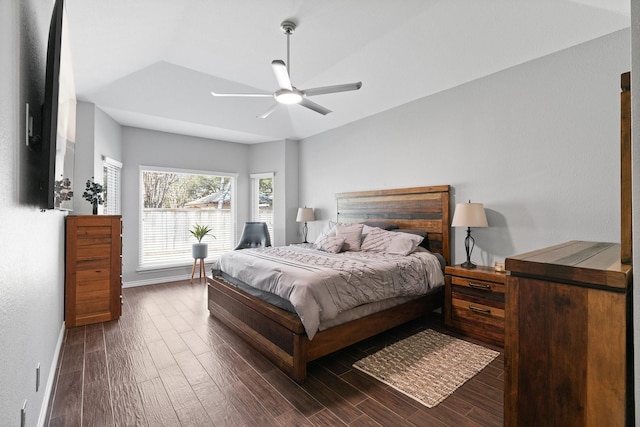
top-left (461, 227), bottom-right (477, 269)
top-left (302, 222), bottom-right (309, 243)
top-left (460, 261), bottom-right (477, 269)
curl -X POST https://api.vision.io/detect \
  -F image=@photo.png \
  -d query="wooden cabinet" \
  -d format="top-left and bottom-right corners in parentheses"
top-left (504, 241), bottom-right (633, 427)
top-left (444, 265), bottom-right (506, 346)
top-left (65, 215), bottom-right (122, 327)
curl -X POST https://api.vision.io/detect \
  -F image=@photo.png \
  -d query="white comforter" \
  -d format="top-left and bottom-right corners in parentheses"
top-left (212, 245), bottom-right (444, 339)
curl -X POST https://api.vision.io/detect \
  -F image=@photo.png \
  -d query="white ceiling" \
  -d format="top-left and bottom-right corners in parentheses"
top-left (64, 0), bottom-right (630, 144)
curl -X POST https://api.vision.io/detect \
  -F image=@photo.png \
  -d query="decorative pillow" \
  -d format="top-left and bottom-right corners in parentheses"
top-left (393, 229), bottom-right (430, 251)
top-left (313, 221), bottom-right (337, 246)
top-left (361, 227), bottom-right (424, 255)
top-left (359, 221), bottom-right (399, 231)
top-left (334, 223), bottom-right (364, 251)
top-left (361, 224), bottom-right (375, 239)
top-left (315, 235), bottom-right (346, 253)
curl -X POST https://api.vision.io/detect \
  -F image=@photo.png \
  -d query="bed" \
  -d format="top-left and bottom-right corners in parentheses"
top-left (206, 185), bottom-right (451, 382)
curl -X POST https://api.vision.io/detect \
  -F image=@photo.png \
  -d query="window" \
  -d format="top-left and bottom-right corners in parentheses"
top-left (139, 166), bottom-right (237, 269)
top-left (103, 157), bottom-right (122, 215)
top-left (251, 173), bottom-right (274, 241)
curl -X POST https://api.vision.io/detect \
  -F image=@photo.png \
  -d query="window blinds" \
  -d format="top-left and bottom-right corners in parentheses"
top-left (103, 157), bottom-right (122, 215)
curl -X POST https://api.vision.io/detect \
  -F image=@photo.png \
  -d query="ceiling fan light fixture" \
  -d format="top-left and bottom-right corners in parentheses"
top-left (275, 89), bottom-right (303, 104)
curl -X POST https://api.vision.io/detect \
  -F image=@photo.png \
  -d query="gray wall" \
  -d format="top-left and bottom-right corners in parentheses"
top-left (284, 139), bottom-right (301, 243)
top-left (299, 29), bottom-right (630, 268)
top-left (73, 102), bottom-right (96, 213)
top-left (0, 1), bottom-right (67, 425)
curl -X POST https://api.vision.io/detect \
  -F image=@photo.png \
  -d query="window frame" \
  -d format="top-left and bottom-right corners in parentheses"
top-left (137, 165), bottom-right (238, 271)
top-left (250, 172), bottom-right (274, 242)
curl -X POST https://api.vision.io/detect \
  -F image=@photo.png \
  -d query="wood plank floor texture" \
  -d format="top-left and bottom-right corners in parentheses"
top-left (46, 280), bottom-right (504, 426)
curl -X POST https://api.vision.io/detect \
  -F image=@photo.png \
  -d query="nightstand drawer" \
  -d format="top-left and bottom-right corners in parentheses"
top-left (451, 277), bottom-right (505, 306)
top-left (451, 297), bottom-right (505, 322)
top-left (451, 276), bottom-right (505, 294)
top-left (450, 296), bottom-right (505, 343)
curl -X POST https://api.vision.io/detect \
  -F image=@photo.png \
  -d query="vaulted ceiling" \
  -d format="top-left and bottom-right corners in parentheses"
top-left (65, 0), bottom-right (629, 144)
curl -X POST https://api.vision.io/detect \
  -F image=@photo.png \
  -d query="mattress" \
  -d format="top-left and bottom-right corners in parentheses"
top-left (211, 245), bottom-right (445, 339)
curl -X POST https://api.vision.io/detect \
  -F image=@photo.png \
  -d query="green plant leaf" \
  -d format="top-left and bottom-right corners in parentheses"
top-left (190, 223), bottom-right (215, 242)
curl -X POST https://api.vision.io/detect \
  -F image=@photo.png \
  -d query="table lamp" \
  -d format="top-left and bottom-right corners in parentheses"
top-left (296, 207), bottom-right (315, 243)
top-left (451, 201), bottom-right (488, 268)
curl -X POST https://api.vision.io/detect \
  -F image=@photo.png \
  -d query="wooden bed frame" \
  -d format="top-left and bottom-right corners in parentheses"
top-left (206, 185), bottom-right (450, 382)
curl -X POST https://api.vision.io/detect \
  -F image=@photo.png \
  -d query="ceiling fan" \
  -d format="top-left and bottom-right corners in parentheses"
top-left (211, 20), bottom-right (362, 118)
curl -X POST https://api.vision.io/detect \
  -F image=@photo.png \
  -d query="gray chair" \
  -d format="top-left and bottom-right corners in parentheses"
top-left (234, 222), bottom-right (271, 250)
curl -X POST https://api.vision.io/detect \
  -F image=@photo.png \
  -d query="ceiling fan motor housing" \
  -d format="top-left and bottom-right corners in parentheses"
top-left (281, 20), bottom-right (296, 35)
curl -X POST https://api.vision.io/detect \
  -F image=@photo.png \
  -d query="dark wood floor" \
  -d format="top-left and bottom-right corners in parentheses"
top-left (46, 279), bottom-right (504, 427)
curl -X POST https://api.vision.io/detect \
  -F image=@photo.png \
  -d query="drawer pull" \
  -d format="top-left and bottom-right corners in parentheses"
top-left (469, 305), bottom-right (491, 315)
top-left (468, 282), bottom-right (491, 291)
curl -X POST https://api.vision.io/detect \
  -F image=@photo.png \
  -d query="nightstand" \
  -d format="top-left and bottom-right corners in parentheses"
top-left (444, 265), bottom-right (505, 346)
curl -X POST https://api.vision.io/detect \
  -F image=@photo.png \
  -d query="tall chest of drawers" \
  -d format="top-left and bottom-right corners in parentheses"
top-left (65, 215), bottom-right (122, 327)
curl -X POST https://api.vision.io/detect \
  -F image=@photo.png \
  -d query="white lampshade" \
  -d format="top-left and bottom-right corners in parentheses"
top-left (296, 207), bottom-right (315, 222)
top-left (451, 202), bottom-right (488, 228)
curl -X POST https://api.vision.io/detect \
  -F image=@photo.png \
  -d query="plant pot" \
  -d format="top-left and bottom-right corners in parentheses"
top-left (192, 243), bottom-right (208, 259)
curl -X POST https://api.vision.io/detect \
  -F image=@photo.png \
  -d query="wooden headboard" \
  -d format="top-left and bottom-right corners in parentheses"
top-left (336, 185), bottom-right (451, 265)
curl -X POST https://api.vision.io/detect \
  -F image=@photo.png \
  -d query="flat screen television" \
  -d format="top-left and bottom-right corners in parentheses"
top-left (38, 0), bottom-right (76, 210)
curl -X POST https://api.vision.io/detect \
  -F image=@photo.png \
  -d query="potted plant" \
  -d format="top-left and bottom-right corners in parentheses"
top-left (82, 177), bottom-right (104, 214)
top-left (190, 223), bottom-right (215, 259)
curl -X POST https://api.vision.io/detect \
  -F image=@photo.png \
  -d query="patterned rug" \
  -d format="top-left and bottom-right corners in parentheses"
top-left (352, 329), bottom-right (499, 408)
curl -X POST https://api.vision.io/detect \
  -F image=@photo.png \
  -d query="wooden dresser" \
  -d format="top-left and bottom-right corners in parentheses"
top-left (444, 265), bottom-right (506, 346)
top-left (504, 241), bottom-right (633, 427)
top-left (65, 215), bottom-right (122, 327)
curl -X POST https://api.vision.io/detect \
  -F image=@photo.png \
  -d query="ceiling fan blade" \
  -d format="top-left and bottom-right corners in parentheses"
top-left (299, 98), bottom-right (332, 115)
top-left (257, 103), bottom-right (280, 119)
top-left (211, 91), bottom-right (272, 98)
top-left (302, 82), bottom-right (362, 97)
top-left (271, 60), bottom-right (293, 91)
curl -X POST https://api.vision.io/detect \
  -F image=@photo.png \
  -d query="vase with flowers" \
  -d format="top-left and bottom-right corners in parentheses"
top-left (83, 177), bottom-right (104, 214)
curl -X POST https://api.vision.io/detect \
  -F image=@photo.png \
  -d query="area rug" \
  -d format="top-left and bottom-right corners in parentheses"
top-left (352, 329), bottom-right (499, 408)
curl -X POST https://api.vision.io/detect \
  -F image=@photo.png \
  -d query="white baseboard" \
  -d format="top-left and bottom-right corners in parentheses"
top-left (123, 274), bottom-right (195, 288)
top-left (37, 322), bottom-right (65, 427)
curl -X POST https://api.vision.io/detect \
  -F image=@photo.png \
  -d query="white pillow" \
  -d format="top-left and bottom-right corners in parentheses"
top-left (334, 223), bottom-right (364, 251)
top-left (361, 227), bottom-right (424, 255)
top-left (315, 235), bottom-right (346, 253)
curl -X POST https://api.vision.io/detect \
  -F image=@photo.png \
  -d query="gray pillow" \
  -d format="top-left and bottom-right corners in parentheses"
top-left (361, 227), bottom-right (424, 256)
